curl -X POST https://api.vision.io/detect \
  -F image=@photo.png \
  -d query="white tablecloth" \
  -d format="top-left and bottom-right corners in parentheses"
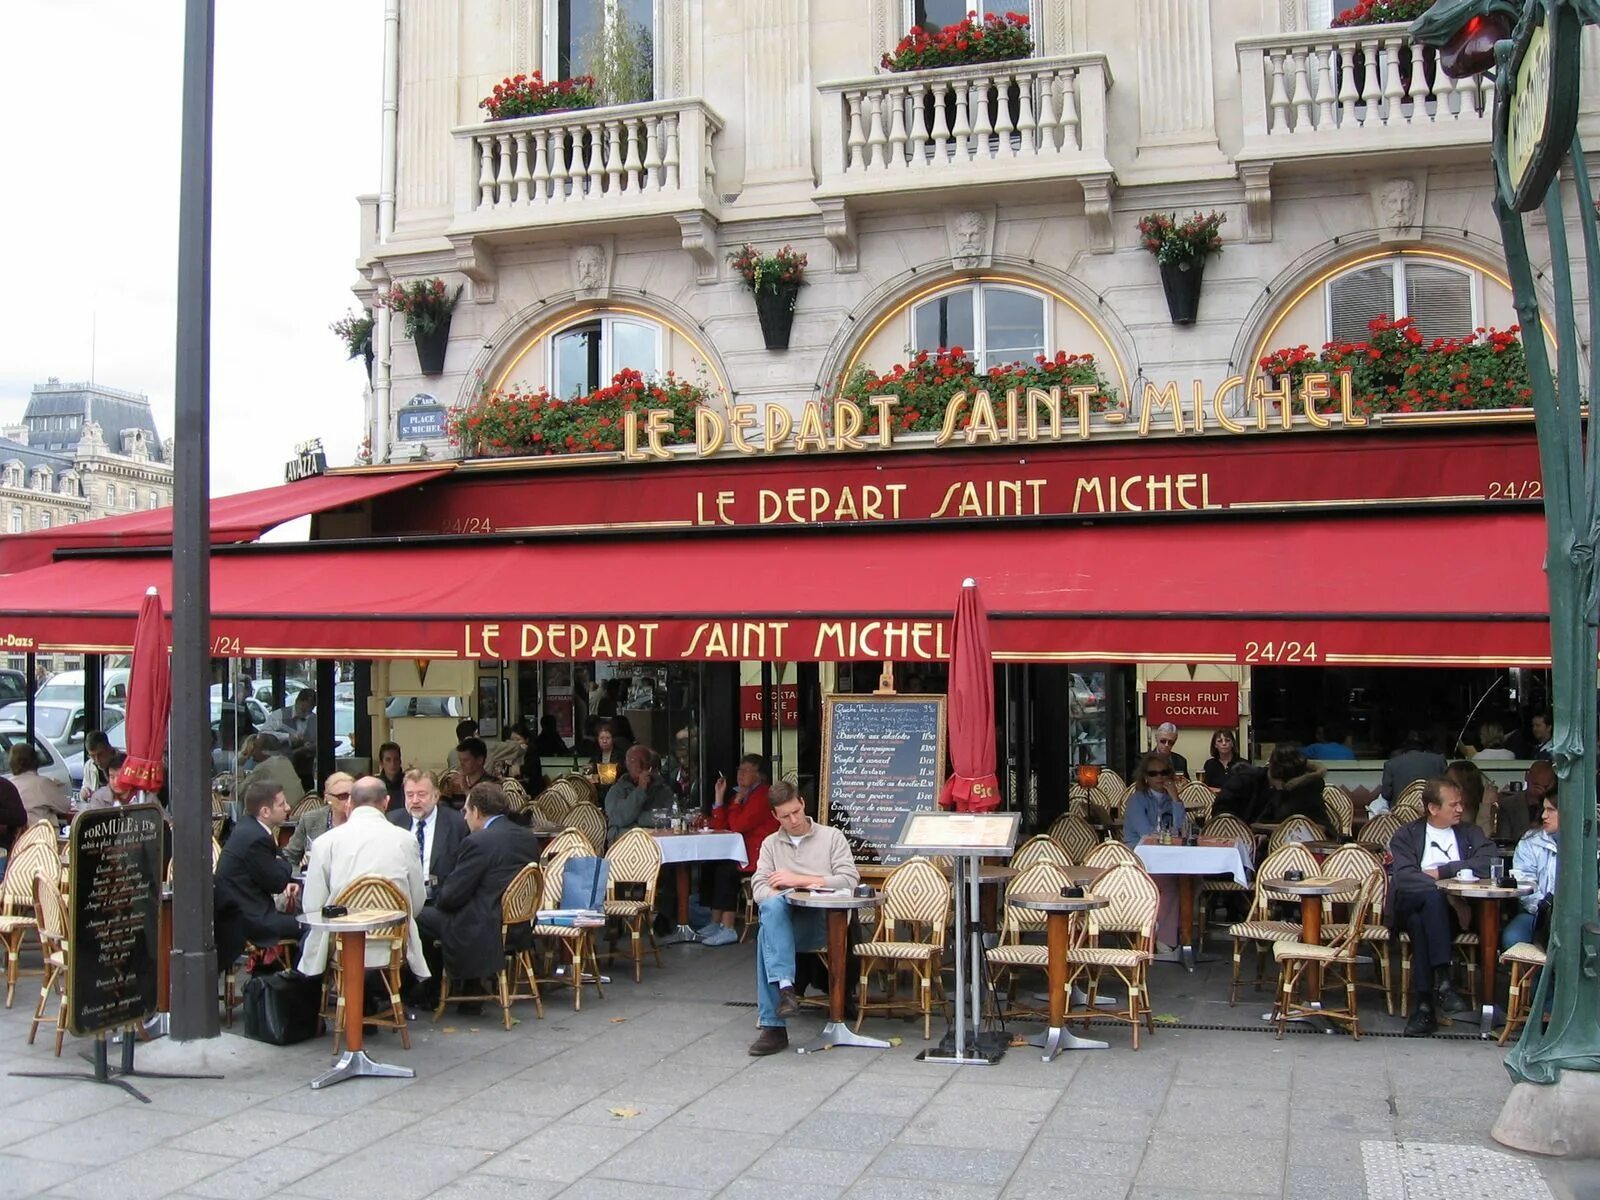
top-left (651, 831), bottom-right (748, 868)
top-left (1134, 841), bottom-right (1251, 885)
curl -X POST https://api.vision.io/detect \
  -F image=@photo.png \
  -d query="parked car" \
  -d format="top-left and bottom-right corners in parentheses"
top-left (0, 722), bottom-right (75, 791)
top-left (0, 700), bottom-right (125, 764)
top-left (34, 667), bottom-right (132, 708)
top-left (0, 669), bottom-right (27, 705)
top-left (206, 686), bottom-right (269, 728)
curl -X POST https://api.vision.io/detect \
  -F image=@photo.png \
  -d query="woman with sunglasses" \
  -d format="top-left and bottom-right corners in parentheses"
top-left (1122, 752), bottom-right (1190, 848)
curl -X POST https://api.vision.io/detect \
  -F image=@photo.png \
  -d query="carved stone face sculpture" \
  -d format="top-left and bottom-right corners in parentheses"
top-left (575, 245), bottom-right (606, 291)
top-left (1378, 179), bottom-right (1417, 232)
top-left (953, 210), bottom-right (987, 261)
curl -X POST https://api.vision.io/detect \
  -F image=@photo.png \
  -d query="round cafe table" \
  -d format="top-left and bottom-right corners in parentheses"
top-left (784, 890), bottom-right (888, 1055)
top-left (1437, 877), bottom-right (1534, 1037)
top-left (1261, 877), bottom-right (1356, 1011)
top-left (297, 908), bottom-right (413, 1090)
top-left (1008, 892), bottom-right (1111, 1061)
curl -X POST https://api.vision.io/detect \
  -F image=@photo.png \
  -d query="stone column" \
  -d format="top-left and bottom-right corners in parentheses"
top-left (1125, 0), bottom-right (1230, 182)
top-left (741, 0), bottom-right (816, 199)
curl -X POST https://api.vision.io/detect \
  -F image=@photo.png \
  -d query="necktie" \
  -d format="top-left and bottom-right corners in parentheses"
top-left (415, 817), bottom-right (427, 864)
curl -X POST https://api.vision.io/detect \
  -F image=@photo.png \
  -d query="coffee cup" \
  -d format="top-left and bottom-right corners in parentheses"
top-left (853, 884), bottom-right (875, 899)
top-left (1456, 869), bottom-right (1477, 882)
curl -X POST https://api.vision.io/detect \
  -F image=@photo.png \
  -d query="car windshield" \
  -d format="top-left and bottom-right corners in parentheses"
top-left (35, 683), bottom-right (81, 703)
top-left (0, 704), bottom-right (69, 739)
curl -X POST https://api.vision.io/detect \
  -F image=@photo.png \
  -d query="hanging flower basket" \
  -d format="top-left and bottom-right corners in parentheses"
top-left (413, 324), bottom-right (451, 375)
top-left (1159, 260), bottom-right (1206, 326)
top-left (729, 244), bottom-right (808, 352)
top-left (377, 279), bottom-right (460, 377)
top-left (1138, 211), bottom-right (1225, 326)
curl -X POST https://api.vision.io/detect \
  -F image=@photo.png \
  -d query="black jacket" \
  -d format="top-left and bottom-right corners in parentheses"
top-left (388, 803), bottom-right (469, 886)
top-left (1265, 766), bottom-right (1330, 828)
top-left (429, 817), bottom-right (543, 979)
top-left (1388, 817), bottom-right (1495, 902)
top-left (213, 818), bottom-right (296, 966)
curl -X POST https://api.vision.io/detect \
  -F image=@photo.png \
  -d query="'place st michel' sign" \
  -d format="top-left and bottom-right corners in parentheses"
top-left (1494, 0), bottom-right (1583, 214)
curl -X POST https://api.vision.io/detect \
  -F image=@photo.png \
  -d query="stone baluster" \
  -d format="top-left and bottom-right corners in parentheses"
top-left (1312, 44), bottom-right (1336, 131)
top-left (951, 78), bottom-right (972, 161)
top-left (1014, 68), bottom-right (1037, 157)
top-left (494, 132), bottom-right (515, 208)
top-left (1381, 40), bottom-right (1406, 122)
top-left (604, 120), bottom-right (625, 194)
top-left (1358, 36), bottom-right (1381, 119)
top-left (549, 130), bottom-right (571, 203)
top-left (584, 122), bottom-right (605, 197)
top-left (1035, 69), bottom-right (1059, 154)
top-left (907, 81), bottom-right (929, 167)
top-left (846, 91), bottom-right (867, 171)
top-left (886, 85), bottom-right (908, 170)
top-left (622, 118), bottom-right (644, 191)
top-left (971, 74), bottom-right (995, 161)
top-left (531, 129), bottom-right (551, 203)
top-left (663, 112), bottom-right (681, 191)
top-left (1058, 69), bottom-right (1079, 152)
top-left (865, 90), bottom-right (888, 169)
top-left (476, 134), bottom-right (497, 209)
top-left (1266, 50), bottom-right (1291, 137)
top-left (1335, 40), bottom-right (1359, 122)
top-left (927, 81), bottom-right (953, 165)
top-left (993, 71), bottom-right (1017, 158)
top-left (511, 131), bottom-right (531, 205)
top-left (1289, 49), bottom-right (1313, 134)
top-left (642, 117), bottom-right (663, 191)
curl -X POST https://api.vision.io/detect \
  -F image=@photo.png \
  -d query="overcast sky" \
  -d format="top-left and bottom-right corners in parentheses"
top-left (0, 1), bottom-right (381, 498)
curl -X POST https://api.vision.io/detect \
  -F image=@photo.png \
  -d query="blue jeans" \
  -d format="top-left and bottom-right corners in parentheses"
top-left (754, 895), bottom-right (823, 1028)
top-left (1502, 911), bottom-right (1537, 950)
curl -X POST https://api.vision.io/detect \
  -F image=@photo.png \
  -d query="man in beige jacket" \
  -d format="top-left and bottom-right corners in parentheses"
top-left (298, 776), bottom-right (429, 987)
top-left (748, 781), bottom-right (859, 1056)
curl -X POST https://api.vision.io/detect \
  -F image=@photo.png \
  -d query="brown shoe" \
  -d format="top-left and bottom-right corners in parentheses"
top-left (776, 985), bottom-right (800, 1018)
top-left (748, 1026), bottom-right (789, 1056)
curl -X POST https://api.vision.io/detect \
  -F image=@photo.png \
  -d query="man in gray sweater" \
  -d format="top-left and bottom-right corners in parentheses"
top-left (748, 782), bottom-right (860, 1056)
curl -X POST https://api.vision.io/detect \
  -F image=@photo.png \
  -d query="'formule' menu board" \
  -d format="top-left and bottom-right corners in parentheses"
top-left (819, 694), bottom-right (946, 867)
top-left (68, 804), bottom-right (163, 1037)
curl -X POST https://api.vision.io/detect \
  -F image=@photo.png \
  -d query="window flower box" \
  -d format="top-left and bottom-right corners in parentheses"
top-left (447, 368), bottom-right (708, 458)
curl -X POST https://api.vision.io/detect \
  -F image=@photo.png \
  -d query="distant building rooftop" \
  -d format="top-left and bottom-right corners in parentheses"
top-left (22, 378), bottom-right (165, 461)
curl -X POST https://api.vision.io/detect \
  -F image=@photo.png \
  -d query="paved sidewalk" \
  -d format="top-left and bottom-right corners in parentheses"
top-left (0, 939), bottom-right (1594, 1200)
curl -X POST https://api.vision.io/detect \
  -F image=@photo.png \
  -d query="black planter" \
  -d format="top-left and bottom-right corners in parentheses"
top-left (361, 344), bottom-right (375, 383)
top-left (1159, 259), bottom-right (1205, 325)
top-left (413, 321), bottom-right (451, 375)
top-left (754, 284), bottom-right (800, 351)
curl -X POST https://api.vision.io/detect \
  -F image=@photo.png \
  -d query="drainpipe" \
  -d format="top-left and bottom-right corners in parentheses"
top-left (373, 0), bottom-right (400, 463)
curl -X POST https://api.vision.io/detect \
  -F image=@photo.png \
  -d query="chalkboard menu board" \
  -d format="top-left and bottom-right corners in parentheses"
top-left (67, 804), bottom-right (163, 1037)
top-left (819, 694), bottom-right (946, 867)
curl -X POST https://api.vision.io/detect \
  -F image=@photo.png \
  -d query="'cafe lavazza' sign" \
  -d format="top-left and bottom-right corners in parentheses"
top-left (615, 372), bottom-right (1370, 461)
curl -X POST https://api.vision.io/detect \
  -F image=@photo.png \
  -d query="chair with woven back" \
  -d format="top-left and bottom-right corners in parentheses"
top-left (1396, 778), bottom-right (1426, 810)
top-left (564, 803), bottom-right (607, 855)
top-left (1067, 785), bottom-right (1091, 818)
top-left (287, 792), bottom-right (322, 823)
top-left (1226, 842), bottom-right (1320, 1003)
top-left (1498, 940), bottom-right (1548, 1046)
top-left (985, 860), bottom-right (1073, 1021)
top-left (1, 838), bottom-right (58, 1007)
top-left (500, 778), bottom-right (530, 815)
top-left (1064, 862), bottom-right (1160, 1049)
top-left (1197, 813), bottom-right (1256, 931)
top-left (1270, 867), bottom-right (1386, 1039)
top-left (433, 862), bottom-right (545, 1029)
top-left (532, 787), bottom-right (570, 827)
top-left (561, 774), bottom-right (599, 809)
top-left (1391, 797), bottom-right (1425, 824)
top-left (852, 856), bottom-right (950, 1040)
top-left (601, 829), bottom-right (663, 982)
top-left (1356, 811), bottom-right (1401, 852)
top-left (543, 827), bottom-right (596, 864)
top-left (27, 870), bottom-right (70, 1055)
top-left (1083, 840), bottom-right (1141, 871)
top-left (1046, 814), bottom-right (1098, 864)
top-left (532, 842), bottom-right (604, 1009)
top-left (1010, 834), bottom-right (1073, 873)
top-left (1322, 787), bottom-right (1354, 838)
top-left (1318, 844), bottom-right (1395, 1014)
top-left (324, 874), bottom-right (413, 1052)
top-left (10, 820), bottom-right (58, 858)
top-left (1180, 781), bottom-right (1214, 825)
top-left (1267, 815), bottom-right (1326, 853)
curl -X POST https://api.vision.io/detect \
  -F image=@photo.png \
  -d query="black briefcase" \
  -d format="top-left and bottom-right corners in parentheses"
top-left (241, 970), bottom-right (323, 1045)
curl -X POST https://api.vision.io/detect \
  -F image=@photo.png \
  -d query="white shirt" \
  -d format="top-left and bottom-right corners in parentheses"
top-left (1420, 825), bottom-right (1458, 870)
top-left (411, 809), bottom-right (436, 875)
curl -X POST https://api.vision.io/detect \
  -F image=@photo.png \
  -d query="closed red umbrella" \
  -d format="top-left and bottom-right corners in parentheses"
top-left (939, 577), bottom-right (1000, 813)
top-left (115, 586), bottom-right (171, 795)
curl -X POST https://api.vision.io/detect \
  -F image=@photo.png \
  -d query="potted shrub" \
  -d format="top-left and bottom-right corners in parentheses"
top-left (330, 310), bottom-right (375, 381)
top-left (729, 243), bottom-right (808, 352)
top-left (1138, 210), bottom-right (1226, 325)
top-left (479, 72), bottom-right (600, 120)
top-left (881, 11), bottom-right (1032, 72)
top-left (378, 279), bottom-right (460, 375)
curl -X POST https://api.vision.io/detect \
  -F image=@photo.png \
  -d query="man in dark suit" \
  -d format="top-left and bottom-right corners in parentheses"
top-left (1381, 731), bottom-right (1449, 806)
top-left (214, 781), bottom-right (302, 968)
top-left (388, 768), bottom-right (469, 895)
top-left (1389, 776), bottom-right (1495, 1037)
top-left (417, 781), bottom-right (542, 1016)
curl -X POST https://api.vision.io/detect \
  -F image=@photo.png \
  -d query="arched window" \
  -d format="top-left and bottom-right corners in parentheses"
top-left (552, 315), bottom-right (662, 398)
top-left (911, 283), bottom-right (1048, 371)
top-left (1325, 257), bottom-right (1479, 344)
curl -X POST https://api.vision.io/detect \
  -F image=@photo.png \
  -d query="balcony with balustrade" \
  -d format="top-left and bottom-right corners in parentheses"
top-left (815, 54), bottom-right (1115, 246)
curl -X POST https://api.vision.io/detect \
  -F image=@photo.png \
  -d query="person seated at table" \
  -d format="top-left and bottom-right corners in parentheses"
top-left (441, 738), bottom-right (500, 811)
top-left (79, 730), bottom-right (118, 804)
top-left (588, 720), bottom-right (628, 782)
top-left (298, 776), bottom-right (430, 1001)
top-left (417, 781), bottom-right (543, 1016)
top-left (1122, 753), bottom-right (1189, 847)
top-left (214, 781), bottom-right (302, 969)
top-left (1503, 784), bottom-right (1558, 950)
top-left (1201, 729), bottom-right (1244, 789)
top-left (285, 772), bottom-right (354, 870)
top-left (0, 773), bottom-right (26, 853)
top-left (1444, 759), bottom-right (1511, 842)
top-left (261, 688), bottom-right (317, 753)
top-left (1462, 720), bottom-right (1516, 761)
top-left (390, 768), bottom-right (468, 895)
top-left (1261, 744), bottom-right (1330, 829)
top-left (7, 743), bottom-right (69, 826)
top-left (747, 782), bottom-right (860, 1056)
top-left (1389, 777), bottom-right (1494, 1036)
top-left (699, 754), bottom-right (777, 947)
top-left (535, 714), bottom-right (570, 759)
top-left (1151, 723), bottom-right (1189, 777)
top-left (1302, 721), bottom-right (1356, 762)
top-left (604, 745), bottom-right (675, 842)
top-left (81, 752), bottom-right (136, 809)
top-left (504, 720), bottom-right (543, 795)
top-left (377, 741), bottom-right (406, 811)
top-left (236, 734), bottom-right (306, 809)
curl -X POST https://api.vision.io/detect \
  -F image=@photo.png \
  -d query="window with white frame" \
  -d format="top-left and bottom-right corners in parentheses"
top-left (546, 0), bottom-right (655, 99)
top-left (907, 1), bottom-right (1035, 31)
top-left (1306, 0), bottom-right (1337, 27)
top-left (3, 464), bottom-right (20, 489)
top-left (148, 490), bottom-right (159, 510)
top-left (911, 283), bottom-right (1048, 371)
top-left (1325, 257), bottom-right (1479, 345)
top-left (552, 315), bottom-right (662, 398)
top-left (38, 511), bottom-right (50, 530)
top-left (8, 507), bottom-right (21, 534)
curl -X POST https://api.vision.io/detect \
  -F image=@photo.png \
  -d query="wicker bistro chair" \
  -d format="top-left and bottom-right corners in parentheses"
top-left (532, 787), bottom-right (570, 827)
top-left (601, 829), bottom-right (663, 982)
top-left (542, 828), bottom-right (596, 865)
top-left (1180, 781), bottom-right (1215, 824)
top-left (1397, 916), bottom-right (1482, 1018)
top-left (1048, 815), bottom-right (1098, 863)
top-left (1226, 843), bottom-right (1320, 1003)
top-left (0, 839), bottom-right (57, 1008)
top-left (985, 861), bottom-right (1074, 1021)
top-left (287, 792), bottom-right (322, 823)
top-left (1396, 778), bottom-right (1427, 810)
top-left (1271, 867), bottom-right (1387, 1039)
top-left (852, 856), bottom-right (951, 1040)
top-left (433, 862), bottom-right (545, 1028)
top-left (564, 804), bottom-right (607, 855)
top-left (1066, 786), bottom-right (1091, 819)
top-left (1322, 787), bottom-right (1354, 839)
top-left (27, 870), bottom-right (70, 1055)
top-left (1064, 863), bottom-right (1160, 1049)
top-left (324, 875), bottom-right (413, 1052)
top-left (1198, 814), bottom-right (1256, 933)
top-left (1267, 815), bottom-right (1326, 853)
top-left (500, 779), bottom-right (530, 815)
top-left (532, 844), bottom-right (604, 1010)
top-left (1356, 811), bottom-right (1402, 851)
top-left (1083, 840), bottom-right (1143, 871)
top-left (1314, 845), bottom-right (1395, 1015)
top-left (1011, 835), bottom-right (1074, 873)
top-left (561, 774), bottom-right (600, 809)
top-left (1498, 941), bottom-right (1548, 1046)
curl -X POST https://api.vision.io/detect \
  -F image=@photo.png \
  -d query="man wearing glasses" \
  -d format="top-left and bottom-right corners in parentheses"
top-left (286, 771), bottom-right (356, 871)
top-left (1151, 722), bottom-right (1189, 777)
top-left (1122, 753), bottom-right (1190, 847)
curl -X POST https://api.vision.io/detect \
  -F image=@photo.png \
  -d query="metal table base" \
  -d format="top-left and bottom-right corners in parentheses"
top-left (310, 1049), bottom-right (415, 1090)
top-left (1030, 1025), bottom-right (1109, 1059)
top-left (798, 1020), bottom-right (892, 1054)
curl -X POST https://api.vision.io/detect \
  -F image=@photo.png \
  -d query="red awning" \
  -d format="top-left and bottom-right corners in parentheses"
top-left (0, 467), bottom-right (454, 574)
top-left (0, 509), bottom-right (1560, 666)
